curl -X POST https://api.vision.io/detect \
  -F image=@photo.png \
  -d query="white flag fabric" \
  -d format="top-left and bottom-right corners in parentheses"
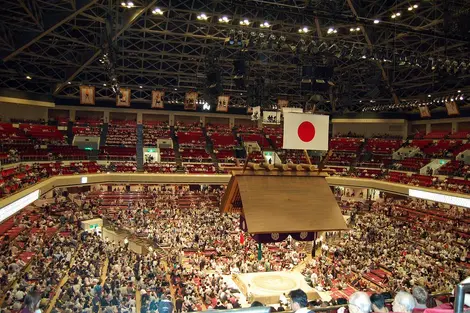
top-left (283, 113), bottom-right (329, 150)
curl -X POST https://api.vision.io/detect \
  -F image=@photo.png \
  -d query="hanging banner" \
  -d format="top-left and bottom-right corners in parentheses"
top-left (79, 86), bottom-right (95, 105)
top-left (419, 106), bottom-right (431, 118)
top-left (217, 95), bottom-right (230, 112)
top-left (277, 99), bottom-right (289, 108)
top-left (151, 90), bottom-right (164, 109)
top-left (262, 110), bottom-right (281, 124)
top-left (251, 106), bottom-right (261, 121)
top-left (445, 99), bottom-right (460, 116)
top-left (184, 91), bottom-right (198, 110)
top-left (116, 88), bottom-right (131, 107)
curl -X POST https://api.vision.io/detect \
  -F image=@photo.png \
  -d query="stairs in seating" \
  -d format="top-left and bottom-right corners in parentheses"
top-left (100, 123), bottom-right (108, 147)
top-left (170, 126), bottom-right (182, 166)
top-left (67, 121), bottom-right (74, 145)
top-left (203, 127), bottom-right (218, 164)
top-left (136, 124), bottom-right (144, 172)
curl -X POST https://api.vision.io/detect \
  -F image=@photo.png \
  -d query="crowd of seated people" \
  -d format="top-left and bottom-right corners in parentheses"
top-left (309, 196), bottom-right (469, 296)
top-left (106, 121), bottom-right (137, 146)
top-left (143, 121), bottom-right (171, 146)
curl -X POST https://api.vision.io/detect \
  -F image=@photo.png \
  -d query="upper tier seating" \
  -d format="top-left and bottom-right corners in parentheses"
top-left (73, 126), bottom-right (101, 136)
top-left (327, 152), bottom-right (356, 166)
top-left (409, 139), bottom-right (433, 149)
top-left (20, 124), bottom-right (66, 144)
top-left (144, 162), bottom-right (177, 173)
top-left (143, 121), bottom-right (171, 146)
top-left (184, 163), bottom-right (216, 174)
top-left (177, 130), bottom-right (206, 148)
top-left (422, 140), bottom-right (461, 157)
top-left (99, 147), bottom-right (136, 160)
top-left (449, 131), bottom-right (470, 139)
top-left (452, 143), bottom-right (470, 156)
top-left (180, 148), bottom-right (211, 162)
top-left (397, 157), bottom-right (431, 171)
top-left (160, 148), bottom-right (176, 162)
top-left (424, 131), bottom-right (450, 139)
top-left (279, 149), bottom-right (312, 164)
top-left (438, 160), bottom-right (463, 176)
top-left (75, 118), bottom-right (103, 126)
top-left (264, 126), bottom-right (283, 149)
top-left (329, 137), bottom-right (363, 152)
top-left (0, 123), bottom-right (29, 143)
top-left (240, 134), bottom-right (271, 148)
top-left (206, 123), bottom-right (232, 134)
top-left (214, 149), bottom-right (236, 163)
top-left (106, 121), bottom-right (137, 146)
top-left (210, 133), bottom-right (238, 148)
top-left (364, 138), bottom-right (402, 154)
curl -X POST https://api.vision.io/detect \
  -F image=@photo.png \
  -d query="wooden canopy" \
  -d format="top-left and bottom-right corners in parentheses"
top-left (220, 169), bottom-right (348, 234)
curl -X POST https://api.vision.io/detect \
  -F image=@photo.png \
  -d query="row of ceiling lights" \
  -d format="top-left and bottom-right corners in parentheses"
top-left (361, 90), bottom-right (466, 112)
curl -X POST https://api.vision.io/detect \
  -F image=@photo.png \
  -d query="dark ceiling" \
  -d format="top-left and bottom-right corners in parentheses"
top-left (0, 0), bottom-right (470, 113)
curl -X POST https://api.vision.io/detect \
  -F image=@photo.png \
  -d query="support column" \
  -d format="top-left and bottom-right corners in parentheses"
top-left (426, 123), bottom-right (431, 134)
top-left (169, 113), bottom-right (175, 126)
top-left (137, 112), bottom-right (143, 125)
top-left (452, 121), bottom-right (458, 133)
top-left (69, 109), bottom-right (76, 122)
top-left (229, 117), bottom-right (235, 128)
top-left (103, 111), bottom-right (110, 124)
top-left (200, 116), bottom-right (206, 126)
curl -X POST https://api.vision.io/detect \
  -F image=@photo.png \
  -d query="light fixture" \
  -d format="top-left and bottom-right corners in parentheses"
top-left (197, 13), bottom-right (208, 20)
top-left (103, 83), bottom-right (107, 86)
top-left (218, 16), bottom-right (230, 23)
top-left (67, 81), bottom-right (71, 84)
top-left (298, 26), bottom-right (309, 33)
top-left (374, 19), bottom-right (380, 24)
top-left (260, 21), bottom-right (271, 28)
top-left (427, 94), bottom-right (431, 98)
top-left (350, 27), bottom-right (361, 32)
top-left (152, 7), bottom-right (163, 15)
top-left (327, 27), bottom-right (337, 34)
top-left (202, 103), bottom-right (211, 111)
top-left (458, 90), bottom-right (461, 93)
top-left (122, 1), bottom-right (134, 8)
top-left (391, 12), bottom-right (401, 18)
top-left (139, 85), bottom-right (143, 89)
top-left (174, 88), bottom-right (178, 90)
top-left (240, 19), bottom-right (250, 26)
top-left (26, 75), bottom-right (32, 80)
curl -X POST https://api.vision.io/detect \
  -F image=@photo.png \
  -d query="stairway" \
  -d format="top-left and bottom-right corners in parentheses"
top-left (203, 127), bottom-right (218, 164)
top-left (67, 121), bottom-right (74, 145)
top-left (136, 124), bottom-right (144, 172)
top-left (170, 126), bottom-right (182, 166)
top-left (100, 123), bottom-right (108, 147)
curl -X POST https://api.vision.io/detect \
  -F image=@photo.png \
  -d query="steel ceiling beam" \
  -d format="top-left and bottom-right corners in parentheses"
top-left (53, 0), bottom-right (159, 95)
top-left (2, 0), bottom-right (99, 62)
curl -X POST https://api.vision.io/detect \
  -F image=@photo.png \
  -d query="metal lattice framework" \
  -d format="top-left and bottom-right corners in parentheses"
top-left (0, 0), bottom-right (470, 112)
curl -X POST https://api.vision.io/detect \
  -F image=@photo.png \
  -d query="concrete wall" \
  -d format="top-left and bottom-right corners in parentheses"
top-left (331, 119), bottom-right (407, 138)
top-left (0, 102), bottom-right (48, 122)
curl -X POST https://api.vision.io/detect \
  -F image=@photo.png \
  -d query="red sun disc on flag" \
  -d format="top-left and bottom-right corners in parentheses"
top-left (297, 121), bottom-right (316, 142)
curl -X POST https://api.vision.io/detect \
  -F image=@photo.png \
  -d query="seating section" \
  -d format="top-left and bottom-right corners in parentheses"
top-left (449, 131), bottom-right (470, 139)
top-left (397, 157), bottom-right (431, 171)
top-left (327, 152), bottom-right (356, 166)
top-left (424, 131), bottom-right (450, 139)
top-left (210, 133), bottom-right (238, 148)
top-left (184, 163), bottom-right (216, 174)
top-left (144, 163), bottom-right (177, 173)
top-left (160, 148), bottom-right (176, 162)
top-left (0, 123), bottom-right (30, 143)
top-left (177, 130), bottom-right (206, 148)
top-left (180, 149), bottom-right (211, 162)
top-left (214, 149), bottom-right (236, 163)
top-left (20, 124), bottom-right (66, 144)
top-left (279, 149), bottom-right (312, 164)
top-left (100, 147), bottom-right (136, 160)
top-left (438, 161), bottom-right (463, 176)
top-left (329, 137), bottom-right (363, 152)
top-left (143, 121), bottom-right (171, 146)
top-left (240, 133), bottom-right (271, 148)
top-left (106, 121), bottom-right (137, 146)
top-left (356, 168), bottom-right (382, 178)
top-left (365, 138), bottom-right (402, 154)
top-left (422, 140), bottom-right (461, 157)
top-left (264, 126), bottom-right (283, 149)
top-left (73, 126), bottom-right (101, 136)
top-left (409, 139), bottom-right (433, 149)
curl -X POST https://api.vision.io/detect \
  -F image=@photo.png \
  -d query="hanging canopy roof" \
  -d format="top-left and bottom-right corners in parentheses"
top-left (220, 169), bottom-right (348, 234)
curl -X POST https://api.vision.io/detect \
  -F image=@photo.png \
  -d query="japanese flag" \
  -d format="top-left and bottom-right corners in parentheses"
top-left (283, 113), bottom-right (329, 150)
